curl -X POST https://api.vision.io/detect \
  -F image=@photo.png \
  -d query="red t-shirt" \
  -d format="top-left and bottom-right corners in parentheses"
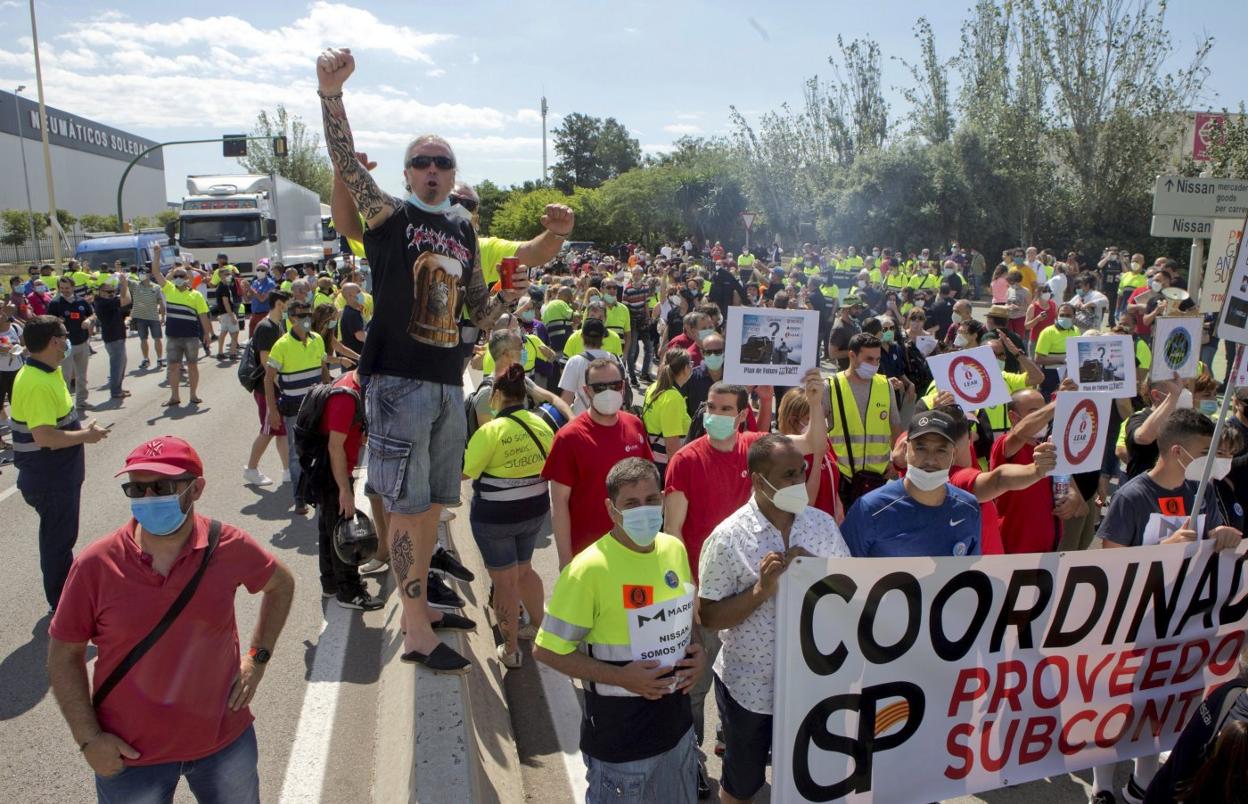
top-left (49, 515), bottom-right (277, 765)
top-left (803, 438), bottom-right (842, 521)
top-left (949, 465), bottom-right (1003, 555)
top-left (664, 333), bottom-right (704, 366)
top-left (542, 411), bottom-right (653, 557)
top-left (1027, 299), bottom-right (1056, 344)
top-left (664, 431), bottom-right (765, 578)
top-left (988, 434), bottom-right (1057, 553)
top-left (321, 371), bottom-right (364, 475)
top-left (1128, 286), bottom-right (1152, 337)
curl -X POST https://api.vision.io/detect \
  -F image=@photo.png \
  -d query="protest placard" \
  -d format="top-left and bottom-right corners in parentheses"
top-left (926, 345), bottom-right (1011, 413)
top-left (1052, 392), bottom-right (1113, 474)
top-left (771, 543), bottom-right (1247, 803)
top-left (723, 306), bottom-right (818, 386)
top-left (1066, 335), bottom-right (1136, 396)
top-left (1151, 316), bottom-right (1202, 379)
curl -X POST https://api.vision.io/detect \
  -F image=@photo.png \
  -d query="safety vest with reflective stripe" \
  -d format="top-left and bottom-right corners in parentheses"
top-left (827, 371), bottom-right (892, 477)
top-left (885, 271), bottom-right (909, 290)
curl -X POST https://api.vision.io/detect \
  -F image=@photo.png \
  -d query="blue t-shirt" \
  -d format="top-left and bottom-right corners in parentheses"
top-left (249, 276), bottom-right (276, 313)
top-left (841, 478), bottom-right (982, 558)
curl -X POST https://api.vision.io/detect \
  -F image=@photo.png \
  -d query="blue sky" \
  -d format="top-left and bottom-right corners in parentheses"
top-left (0, 0), bottom-right (1243, 208)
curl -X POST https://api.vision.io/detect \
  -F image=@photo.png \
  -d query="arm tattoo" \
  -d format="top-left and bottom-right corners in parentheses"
top-left (320, 94), bottom-right (397, 224)
top-left (391, 530), bottom-right (414, 586)
top-left (463, 250), bottom-right (509, 330)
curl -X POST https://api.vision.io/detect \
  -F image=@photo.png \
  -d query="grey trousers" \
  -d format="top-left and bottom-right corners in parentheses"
top-left (61, 342), bottom-right (90, 408)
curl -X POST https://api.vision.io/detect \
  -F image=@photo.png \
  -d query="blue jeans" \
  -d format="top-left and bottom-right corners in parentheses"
top-left (95, 724), bottom-right (259, 804)
top-left (282, 415), bottom-right (302, 505)
top-left (584, 727), bottom-right (697, 804)
top-left (104, 338), bottom-right (127, 397)
top-left (21, 482), bottom-right (81, 608)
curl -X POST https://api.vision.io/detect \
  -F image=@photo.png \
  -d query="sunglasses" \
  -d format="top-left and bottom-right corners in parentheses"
top-left (121, 477), bottom-right (194, 498)
top-left (452, 195), bottom-right (479, 212)
top-left (409, 154), bottom-right (455, 170)
top-left (588, 380), bottom-right (625, 393)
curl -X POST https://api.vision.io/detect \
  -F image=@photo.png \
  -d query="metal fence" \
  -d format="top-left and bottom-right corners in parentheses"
top-left (0, 232), bottom-right (90, 265)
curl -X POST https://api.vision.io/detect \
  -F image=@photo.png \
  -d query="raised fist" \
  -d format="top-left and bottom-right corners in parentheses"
top-left (317, 48), bottom-right (355, 93)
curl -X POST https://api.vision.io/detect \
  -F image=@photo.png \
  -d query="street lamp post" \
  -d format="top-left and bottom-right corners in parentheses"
top-left (12, 85), bottom-right (41, 262)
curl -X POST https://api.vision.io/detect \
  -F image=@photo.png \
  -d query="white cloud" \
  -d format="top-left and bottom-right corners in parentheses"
top-left (512, 108), bottom-right (541, 125)
top-left (642, 143), bottom-right (676, 155)
top-left (663, 123), bottom-right (702, 135)
top-left (624, 27), bottom-right (639, 34)
top-left (675, 112), bottom-right (703, 120)
top-left (425, 68), bottom-right (445, 78)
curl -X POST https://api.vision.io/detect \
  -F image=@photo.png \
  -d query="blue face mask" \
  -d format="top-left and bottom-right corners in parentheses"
top-left (704, 412), bottom-right (737, 440)
top-left (406, 193), bottom-right (451, 214)
top-left (704, 353), bottom-right (725, 371)
top-left (519, 347), bottom-right (529, 366)
top-left (130, 486), bottom-right (191, 537)
top-left (698, 328), bottom-right (716, 341)
top-left (616, 503), bottom-right (663, 547)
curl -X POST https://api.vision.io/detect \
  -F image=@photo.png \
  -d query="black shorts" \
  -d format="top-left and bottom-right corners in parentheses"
top-left (714, 674), bottom-right (772, 800)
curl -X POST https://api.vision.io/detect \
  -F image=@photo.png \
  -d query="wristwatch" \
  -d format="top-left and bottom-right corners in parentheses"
top-left (248, 646), bottom-right (271, 664)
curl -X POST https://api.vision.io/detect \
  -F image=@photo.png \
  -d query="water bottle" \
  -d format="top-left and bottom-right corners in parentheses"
top-left (1051, 473), bottom-right (1070, 502)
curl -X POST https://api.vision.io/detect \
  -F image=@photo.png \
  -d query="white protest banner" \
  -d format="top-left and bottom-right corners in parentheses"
top-left (723, 306), bottom-right (819, 386)
top-left (1200, 218), bottom-right (1244, 313)
top-left (1215, 210), bottom-right (1248, 344)
top-left (771, 543), bottom-right (1248, 804)
top-left (1051, 392), bottom-right (1113, 474)
top-left (1066, 335), bottom-right (1136, 396)
top-left (1151, 316), bottom-right (1202, 379)
top-left (626, 584), bottom-right (695, 669)
top-left (926, 345), bottom-right (1011, 413)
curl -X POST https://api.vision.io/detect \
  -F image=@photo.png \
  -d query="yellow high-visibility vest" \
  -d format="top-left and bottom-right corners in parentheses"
top-left (827, 371), bottom-right (892, 477)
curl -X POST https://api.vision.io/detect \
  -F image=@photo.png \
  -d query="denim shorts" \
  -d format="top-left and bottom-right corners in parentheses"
top-left (133, 318), bottom-right (161, 341)
top-left (95, 723), bottom-right (259, 804)
top-left (165, 336), bottom-right (201, 364)
top-left (365, 373), bottom-right (465, 515)
top-left (469, 512), bottom-right (545, 570)
top-left (714, 674), bottom-right (773, 800)
top-left (585, 726), bottom-right (696, 804)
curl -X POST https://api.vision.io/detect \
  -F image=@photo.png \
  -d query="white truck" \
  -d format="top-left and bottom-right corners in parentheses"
top-left (178, 173), bottom-right (325, 277)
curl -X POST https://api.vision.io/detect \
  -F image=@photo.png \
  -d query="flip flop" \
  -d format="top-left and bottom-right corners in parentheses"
top-left (162, 399), bottom-right (180, 407)
top-left (190, 397), bottom-right (204, 404)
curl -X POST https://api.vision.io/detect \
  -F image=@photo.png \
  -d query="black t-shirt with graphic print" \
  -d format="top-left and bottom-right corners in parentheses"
top-left (361, 202), bottom-right (478, 386)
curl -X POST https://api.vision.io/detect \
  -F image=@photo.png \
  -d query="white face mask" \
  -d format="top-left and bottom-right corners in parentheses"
top-left (760, 475), bottom-right (809, 514)
top-left (953, 334), bottom-right (969, 348)
top-left (907, 464), bottom-right (950, 491)
top-left (1182, 447), bottom-right (1232, 483)
top-left (591, 388), bottom-right (623, 415)
top-left (1149, 279), bottom-right (1163, 292)
top-left (1176, 389), bottom-right (1193, 410)
top-left (855, 362), bottom-right (879, 380)
top-left (951, 312), bottom-right (964, 324)
top-left (915, 335), bottom-right (938, 356)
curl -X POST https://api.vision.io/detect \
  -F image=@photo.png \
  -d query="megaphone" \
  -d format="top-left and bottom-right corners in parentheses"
top-left (1160, 287), bottom-right (1190, 315)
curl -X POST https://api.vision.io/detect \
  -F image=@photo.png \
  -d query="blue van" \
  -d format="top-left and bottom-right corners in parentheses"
top-left (75, 232), bottom-right (180, 273)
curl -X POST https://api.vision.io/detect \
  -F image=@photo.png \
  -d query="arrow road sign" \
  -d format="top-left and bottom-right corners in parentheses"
top-left (1152, 175), bottom-right (1248, 219)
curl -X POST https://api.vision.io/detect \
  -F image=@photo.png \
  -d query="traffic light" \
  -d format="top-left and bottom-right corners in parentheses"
top-left (223, 135), bottom-right (248, 157)
top-left (273, 135), bottom-right (288, 157)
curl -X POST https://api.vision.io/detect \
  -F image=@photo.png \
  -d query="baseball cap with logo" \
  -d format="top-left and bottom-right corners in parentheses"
top-left (582, 318), bottom-right (608, 339)
top-left (115, 436), bottom-right (204, 477)
top-left (908, 411), bottom-right (956, 444)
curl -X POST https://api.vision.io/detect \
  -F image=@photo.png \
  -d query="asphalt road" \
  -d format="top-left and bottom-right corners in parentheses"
top-left (0, 335), bottom-right (390, 803)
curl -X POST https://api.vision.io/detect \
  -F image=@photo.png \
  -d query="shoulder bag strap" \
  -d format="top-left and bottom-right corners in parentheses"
top-left (503, 412), bottom-right (548, 460)
top-left (93, 519), bottom-right (222, 709)
top-left (833, 374), bottom-right (858, 474)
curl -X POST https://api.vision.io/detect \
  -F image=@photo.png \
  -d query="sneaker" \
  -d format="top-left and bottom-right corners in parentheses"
top-left (281, 469), bottom-right (292, 483)
top-left (1090, 792), bottom-right (1117, 804)
top-left (243, 467), bottom-right (273, 486)
top-left (157, 359), bottom-right (166, 368)
top-left (713, 731), bottom-right (725, 757)
top-left (439, 508), bottom-right (456, 522)
top-left (401, 642), bottom-right (471, 674)
top-left (431, 547), bottom-right (475, 582)
top-left (359, 558), bottom-right (390, 575)
top-left (432, 611), bottom-right (476, 632)
top-left (139, 359), bottom-right (150, 370)
top-left (427, 572), bottom-right (465, 609)
top-left (336, 588), bottom-right (384, 611)
top-left (496, 643), bottom-right (522, 669)
top-left (216, 352), bottom-right (226, 361)
top-left (1120, 776), bottom-right (1146, 804)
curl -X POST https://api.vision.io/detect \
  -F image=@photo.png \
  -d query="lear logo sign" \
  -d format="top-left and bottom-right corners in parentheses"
top-left (1063, 399), bottom-right (1099, 466)
top-left (948, 356), bottom-right (991, 405)
top-left (1162, 327), bottom-right (1193, 371)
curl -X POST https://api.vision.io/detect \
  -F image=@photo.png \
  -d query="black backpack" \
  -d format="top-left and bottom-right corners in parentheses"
top-left (465, 375), bottom-right (495, 441)
top-left (237, 339), bottom-right (264, 393)
top-left (293, 383), bottom-right (364, 504)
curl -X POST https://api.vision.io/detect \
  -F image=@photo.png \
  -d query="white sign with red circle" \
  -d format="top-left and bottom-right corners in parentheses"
top-left (1053, 392), bottom-right (1112, 474)
top-left (926, 345), bottom-right (1011, 413)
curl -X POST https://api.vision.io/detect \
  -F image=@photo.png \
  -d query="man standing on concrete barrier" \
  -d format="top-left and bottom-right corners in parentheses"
top-left (535, 458), bottom-right (705, 804)
top-left (317, 47), bottom-right (524, 674)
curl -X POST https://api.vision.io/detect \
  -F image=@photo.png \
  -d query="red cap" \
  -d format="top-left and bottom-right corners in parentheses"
top-left (115, 436), bottom-right (204, 477)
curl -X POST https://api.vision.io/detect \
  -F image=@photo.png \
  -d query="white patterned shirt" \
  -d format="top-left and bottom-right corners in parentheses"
top-left (697, 497), bottom-right (849, 715)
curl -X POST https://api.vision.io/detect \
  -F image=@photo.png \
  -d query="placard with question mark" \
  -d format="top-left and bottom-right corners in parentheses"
top-left (723, 305), bottom-right (820, 386)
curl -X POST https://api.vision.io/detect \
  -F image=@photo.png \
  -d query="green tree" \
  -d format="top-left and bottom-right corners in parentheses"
top-left (1, 209), bottom-right (31, 259)
top-left (551, 113), bottom-right (641, 191)
top-left (156, 209), bottom-right (180, 229)
top-left (240, 105), bottom-right (334, 202)
top-left (79, 213), bottom-right (120, 232)
top-left (897, 18), bottom-right (954, 144)
top-left (473, 179), bottom-right (512, 235)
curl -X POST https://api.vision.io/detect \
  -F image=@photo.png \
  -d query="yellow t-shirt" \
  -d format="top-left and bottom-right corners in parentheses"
top-left (479, 236), bottom-right (523, 287)
top-left (563, 328), bottom-right (623, 358)
top-left (641, 386), bottom-right (691, 464)
top-left (1035, 325), bottom-right (1081, 358)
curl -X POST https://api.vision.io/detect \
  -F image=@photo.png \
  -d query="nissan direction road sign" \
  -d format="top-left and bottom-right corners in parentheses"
top-left (1152, 175), bottom-right (1248, 218)
top-left (1150, 215), bottom-right (1215, 238)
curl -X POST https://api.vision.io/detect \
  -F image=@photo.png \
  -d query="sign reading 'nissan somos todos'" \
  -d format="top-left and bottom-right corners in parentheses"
top-left (771, 542), bottom-right (1248, 803)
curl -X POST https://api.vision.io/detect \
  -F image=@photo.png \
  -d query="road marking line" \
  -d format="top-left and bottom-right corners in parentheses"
top-left (278, 602), bottom-right (353, 804)
top-left (536, 660), bottom-right (589, 801)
